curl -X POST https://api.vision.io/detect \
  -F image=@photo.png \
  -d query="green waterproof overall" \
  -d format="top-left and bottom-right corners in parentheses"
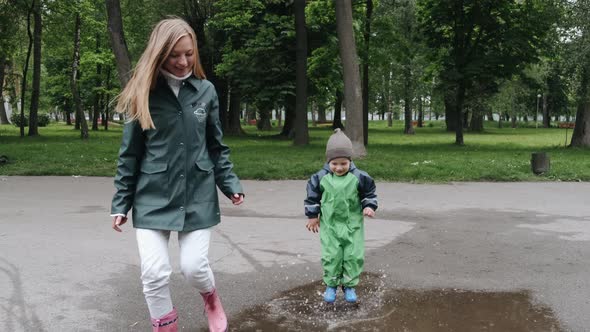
top-left (319, 172), bottom-right (365, 287)
top-left (305, 162), bottom-right (378, 288)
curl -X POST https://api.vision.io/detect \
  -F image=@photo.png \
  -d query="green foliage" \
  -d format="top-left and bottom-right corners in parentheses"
top-left (213, 0), bottom-right (296, 111)
top-left (37, 113), bottom-right (50, 127)
top-left (418, 0), bottom-right (557, 96)
top-left (1, 122), bottom-right (589, 182)
top-left (10, 112), bottom-right (28, 127)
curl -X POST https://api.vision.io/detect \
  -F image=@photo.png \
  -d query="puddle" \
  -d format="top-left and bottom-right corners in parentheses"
top-left (229, 273), bottom-right (563, 331)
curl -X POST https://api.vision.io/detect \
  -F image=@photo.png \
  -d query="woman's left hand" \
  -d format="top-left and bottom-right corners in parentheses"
top-left (231, 193), bottom-right (244, 205)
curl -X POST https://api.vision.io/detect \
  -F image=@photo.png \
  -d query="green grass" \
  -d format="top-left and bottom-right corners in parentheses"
top-left (1, 121), bottom-right (589, 182)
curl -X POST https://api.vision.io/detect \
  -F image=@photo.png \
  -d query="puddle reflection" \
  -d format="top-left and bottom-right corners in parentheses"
top-left (230, 273), bottom-right (563, 331)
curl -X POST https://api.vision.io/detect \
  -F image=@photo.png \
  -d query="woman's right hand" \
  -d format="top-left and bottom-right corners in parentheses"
top-left (112, 215), bottom-right (128, 232)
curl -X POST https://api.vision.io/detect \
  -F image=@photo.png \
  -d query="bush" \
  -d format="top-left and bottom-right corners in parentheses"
top-left (10, 112), bottom-right (28, 127)
top-left (9, 113), bottom-right (50, 127)
top-left (38, 113), bottom-right (50, 127)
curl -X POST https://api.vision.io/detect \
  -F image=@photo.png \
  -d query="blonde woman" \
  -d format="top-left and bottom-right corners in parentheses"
top-left (110, 17), bottom-right (243, 332)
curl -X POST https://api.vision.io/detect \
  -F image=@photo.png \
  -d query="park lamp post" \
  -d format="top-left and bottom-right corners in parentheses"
top-left (536, 93), bottom-right (541, 129)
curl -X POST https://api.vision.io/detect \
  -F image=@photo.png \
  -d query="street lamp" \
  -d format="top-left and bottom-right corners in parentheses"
top-left (536, 93), bottom-right (541, 129)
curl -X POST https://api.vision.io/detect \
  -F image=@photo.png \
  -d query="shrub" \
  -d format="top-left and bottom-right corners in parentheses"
top-left (10, 112), bottom-right (28, 127)
top-left (38, 113), bottom-right (50, 127)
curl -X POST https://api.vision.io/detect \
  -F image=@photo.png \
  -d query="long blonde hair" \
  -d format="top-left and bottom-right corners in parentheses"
top-left (115, 18), bottom-right (206, 130)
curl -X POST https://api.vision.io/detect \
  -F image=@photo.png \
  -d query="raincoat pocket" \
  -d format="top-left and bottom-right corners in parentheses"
top-left (135, 162), bottom-right (169, 206)
top-left (195, 158), bottom-right (214, 173)
top-left (194, 159), bottom-right (216, 202)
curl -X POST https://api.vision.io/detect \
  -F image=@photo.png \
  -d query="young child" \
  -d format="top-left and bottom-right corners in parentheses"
top-left (110, 18), bottom-right (243, 332)
top-left (304, 128), bottom-right (378, 303)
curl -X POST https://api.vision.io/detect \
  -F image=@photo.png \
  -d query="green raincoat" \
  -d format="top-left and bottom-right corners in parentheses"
top-left (111, 76), bottom-right (242, 231)
top-left (304, 162), bottom-right (378, 287)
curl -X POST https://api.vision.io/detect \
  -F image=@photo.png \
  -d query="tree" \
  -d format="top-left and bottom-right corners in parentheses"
top-left (567, 0), bottom-right (590, 147)
top-left (419, 0), bottom-right (556, 145)
top-left (105, 0), bottom-right (131, 87)
top-left (20, 0), bottom-right (35, 137)
top-left (0, 1), bottom-right (19, 124)
top-left (335, 0), bottom-right (366, 157)
top-left (28, 0), bottom-right (42, 136)
top-left (306, 0), bottom-right (343, 129)
top-left (214, 0), bottom-right (296, 133)
top-left (71, 11), bottom-right (89, 139)
top-left (361, 0), bottom-right (373, 145)
top-left (294, 0), bottom-right (309, 145)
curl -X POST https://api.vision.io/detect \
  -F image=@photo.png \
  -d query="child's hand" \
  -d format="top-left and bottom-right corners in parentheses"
top-left (306, 218), bottom-right (320, 233)
top-left (363, 207), bottom-right (375, 218)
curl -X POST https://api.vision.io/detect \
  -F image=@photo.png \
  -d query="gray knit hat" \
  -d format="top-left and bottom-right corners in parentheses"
top-left (326, 128), bottom-right (353, 162)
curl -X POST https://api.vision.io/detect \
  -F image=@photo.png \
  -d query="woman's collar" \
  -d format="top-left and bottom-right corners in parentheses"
top-left (159, 68), bottom-right (192, 81)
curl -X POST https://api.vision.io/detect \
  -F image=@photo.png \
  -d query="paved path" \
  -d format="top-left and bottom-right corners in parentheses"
top-left (0, 177), bottom-right (589, 331)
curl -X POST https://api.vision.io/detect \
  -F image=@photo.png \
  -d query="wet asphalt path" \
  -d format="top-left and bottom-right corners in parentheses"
top-left (0, 177), bottom-right (589, 331)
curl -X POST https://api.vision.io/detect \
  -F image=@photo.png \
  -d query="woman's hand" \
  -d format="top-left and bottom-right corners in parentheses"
top-left (306, 218), bottom-right (320, 233)
top-left (231, 193), bottom-right (244, 205)
top-left (112, 215), bottom-right (128, 232)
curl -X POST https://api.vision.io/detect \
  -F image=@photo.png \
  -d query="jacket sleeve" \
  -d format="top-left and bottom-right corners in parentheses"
top-left (358, 171), bottom-right (378, 211)
top-left (111, 120), bottom-right (145, 215)
top-left (206, 89), bottom-right (243, 198)
top-left (304, 172), bottom-right (323, 218)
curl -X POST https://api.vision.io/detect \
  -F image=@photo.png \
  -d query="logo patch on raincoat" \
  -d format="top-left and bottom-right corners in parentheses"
top-left (193, 103), bottom-right (207, 123)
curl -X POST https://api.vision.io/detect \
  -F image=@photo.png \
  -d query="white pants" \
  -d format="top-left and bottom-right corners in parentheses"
top-left (136, 228), bottom-right (215, 319)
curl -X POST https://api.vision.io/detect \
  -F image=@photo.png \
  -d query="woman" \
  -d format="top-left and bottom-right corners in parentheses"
top-left (110, 17), bottom-right (243, 332)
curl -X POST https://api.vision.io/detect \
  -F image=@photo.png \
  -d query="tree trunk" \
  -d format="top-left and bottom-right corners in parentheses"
top-left (257, 108), bottom-right (272, 131)
top-left (311, 102), bottom-right (317, 127)
top-left (511, 115), bottom-right (517, 128)
top-left (498, 111), bottom-right (503, 128)
top-left (570, 66), bottom-right (590, 147)
top-left (71, 13), bottom-right (89, 139)
top-left (226, 87), bottom-right (245, 136)
top-left (362, 0), bottom-right (373, 146)
top-left (403, 65), bottom-right (414, 134)
top-left (294, 0), bottom-right (309, 145)
top-left (20, 1), bottom-right (34, 137)
top-left (103, 66), bottom-right (112, 130)
top-left (470, 109), bottom-right (484, 132)
top-left (105, 0), bottom-right (132, 87)
top-left (217, 81), bottom-right (229, 132)
top-left (28, 0), bottom-right (42, 136)
top-left (417, 96), bottom-right (424, 127)
top-left (542, 94), bottom-right (550, 128)
top-left (332, 89), bottom-right (344, 129)
top-left (444, 90), bottom-right (456, 132)
top-left (317, 103), bottom-right (326, 123)
top-left (454, 83), bottom-right (466, 145)
top-left (92, 34), bottom-right (102, 131)
top-left (280, 93), bottom-right (295, 137)
top-left (65, 99), bottom-right (72, 125)
top-left (335, 0), bottom-right (366, 157)
top-left (0, 57), bottom-right (8, 124)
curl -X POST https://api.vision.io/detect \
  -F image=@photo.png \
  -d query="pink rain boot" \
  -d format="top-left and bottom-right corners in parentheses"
top-left (200, 288), bottom-right (228, 332)
top-left (150, 308), bottom-right (178, 332)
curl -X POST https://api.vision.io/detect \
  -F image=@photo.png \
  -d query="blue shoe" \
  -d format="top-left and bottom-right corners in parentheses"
top-left (343, 287), bottom-right (357, 303)
top-left (324, 286), bottom-right (337, 303)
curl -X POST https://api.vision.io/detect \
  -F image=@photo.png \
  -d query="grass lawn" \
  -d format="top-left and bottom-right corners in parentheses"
top-left (1, 121), bottom-right (588, 182)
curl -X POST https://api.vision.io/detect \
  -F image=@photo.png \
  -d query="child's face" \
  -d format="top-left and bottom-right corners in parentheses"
top-left (329, 158), bottom-right (350, 176)
top-left (163, 35), bottom-right (194, 77)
